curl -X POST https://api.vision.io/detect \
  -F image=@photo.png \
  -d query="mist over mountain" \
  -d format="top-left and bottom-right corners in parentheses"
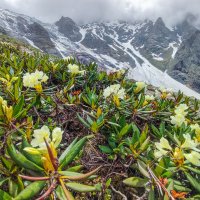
top-left (1, 0), bottom-right (200, 27)
top-left (0, 8), bottom-right (200, 97)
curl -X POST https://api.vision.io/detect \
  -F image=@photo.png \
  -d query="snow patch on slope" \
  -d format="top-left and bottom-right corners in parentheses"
top-left (23, 36), bottom-right (40, 50)
top-left (168, 42), bottom-right (178, 59)
top-left (128, 63), bottom-right (200, 99)
top-left (79, 28), bottom-right (87, 43)
top-left (51, 39), bottom-right (66, 58)
top-left (102, 31), bottom-right (200, 99)
top-left (100, 54), bottom-right (118, 65)
top-left (152, 53), bottom-right (164, 61)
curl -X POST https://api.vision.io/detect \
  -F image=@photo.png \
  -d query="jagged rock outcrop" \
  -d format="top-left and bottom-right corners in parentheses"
top-left (55, 17), bottom-right (82, 42)
top-left (26, 22), bottom-right (61, 56)
top-left (169, 30), bottom-right (200, 92)
top-left (175, 18), bottom-right (197, 40)
top-left (0, 26), bottom-right (6, 35)
top-left (81, 30), bottom-right (136, 67)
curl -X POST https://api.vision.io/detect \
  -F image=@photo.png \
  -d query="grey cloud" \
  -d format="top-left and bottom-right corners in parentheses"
top-left (0, 0), bottom-right (200, 26)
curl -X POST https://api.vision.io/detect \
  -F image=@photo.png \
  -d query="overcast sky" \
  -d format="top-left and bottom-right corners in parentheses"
top-left (0, 0), bottom-right (200, 26)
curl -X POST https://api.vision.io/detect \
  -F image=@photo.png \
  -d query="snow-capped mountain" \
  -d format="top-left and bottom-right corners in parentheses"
top-left (0, 8), bottom-right (200, 98)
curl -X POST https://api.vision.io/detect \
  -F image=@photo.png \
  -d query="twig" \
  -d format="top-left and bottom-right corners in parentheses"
top-left (19, 174), bottom-right (50, 181)
top-left (110, 185), bottom-right (127, 200)
top-left (36, 181), bottom-right (56, 200)
top-left (147, 166), bottom-right (175, 200)
top-left (138, 191), bottom-right (148, 200)
top-left (33, 106), bottom-right (45, 123)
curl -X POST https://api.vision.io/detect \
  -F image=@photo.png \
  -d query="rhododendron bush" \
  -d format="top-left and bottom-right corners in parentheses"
top-left (0, 41), bottom-right (200, 199)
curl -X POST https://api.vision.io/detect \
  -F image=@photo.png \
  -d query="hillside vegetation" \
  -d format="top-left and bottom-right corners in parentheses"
top-left (0, 40), bottom-right (200, 200)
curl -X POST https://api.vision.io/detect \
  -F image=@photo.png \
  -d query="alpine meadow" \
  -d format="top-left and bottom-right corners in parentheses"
top-left (0, 1), bottom-right (200, 200)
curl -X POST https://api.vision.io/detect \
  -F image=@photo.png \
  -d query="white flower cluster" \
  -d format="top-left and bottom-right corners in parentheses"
top-left (23, 70), bottom-right (48, 88)
top-left (154, 135), bottom-right (200, 166)
top-left (31, 125), bottom-right (63, 150)
top-left (103, 84), bottom-right (125, 99)
top-left (67, 64), bottom-right (85, 75)
top-left (170, 104), bottom-right (188, 127)
top-left (155, 87), bottom-right (173, 99)
top-left (145, 95), bottom-right (155, 101)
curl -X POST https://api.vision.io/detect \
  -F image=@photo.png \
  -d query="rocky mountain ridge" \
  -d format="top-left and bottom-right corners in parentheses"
top-left (0, 8), bottom-right (200, 94)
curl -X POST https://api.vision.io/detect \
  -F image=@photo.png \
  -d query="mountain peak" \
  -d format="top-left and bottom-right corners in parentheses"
top-left (154, 17), bottom-right (165, 28)
top-left (56, 16), bottom-right (76, 25)
top-left (176, 19), bottom-right (197, 39)
top-left (152, 17), bottom-right (173, 34)
top-left (55, 16), bottom-right (82, 42)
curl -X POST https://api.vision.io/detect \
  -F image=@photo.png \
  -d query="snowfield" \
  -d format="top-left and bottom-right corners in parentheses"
top-left (128, 64), bottom-right (200, 99)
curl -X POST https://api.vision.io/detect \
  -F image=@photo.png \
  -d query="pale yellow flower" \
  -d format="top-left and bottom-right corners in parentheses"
top-left (31, 125), bottom-right (51, 149)
top-left (181, 134), bottom-right (197, 149)
top-left (145, 95), bottom-right (155, 101)
top-left (158, 87), bottom-right (173, 99)
top-left (154, 137), bottom-right (172, 158)
top-left (155, 137), bottom-right (172, 151)
top-left (191, 124), bottom-right (200, 133)
top-left (110, 84), bottom-right (121, 91)
top-left (103, 84), bottom-right (125, 99)
top-left (179, 134), bottom-right (200, 166)
top-left (103, 87), bottom-right (112, 99)
top-left (173, 147), bottom-right (184, 166)
top-left (174, 147), bottom-right (184, 160)
top-left (170, 104), bottom-right (188, 127)
top-left (31, 125), bottom-right (63, 150)
top-left (134, 82), bottom-right (146, 93)
top-left (170, 114), bottom-right (187, 127)
top-left (25, 126), bottom-right (63, 172)
top-left (160, 87), bottom-right (173, 94)
top-left (116, 88), bottom-right (126, 99)
top-left (190, 124), bottom-right (200, 142)
top-left (23, 73), bottom-right (37, 88)
top-left (52, 127), bottom-right (63, 148)
top-left (154, 148), bottom-right (169, 158)
top-left (67, 64), bottom-right (85, 75)
top-left (23, 70), bottom-right (48, 88)
top-left (154, 135), bottom-right (200, 166)
top-left (184, 151), bottom-right (200, 166)
top-left (34, 70), bottom-right (48, 82)
top-left (143, 95), bottom-right (155, 106)
top-left (174, 104), bottom-right (188, 116)
top-left (118, 69), bottom-right (126, 75)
